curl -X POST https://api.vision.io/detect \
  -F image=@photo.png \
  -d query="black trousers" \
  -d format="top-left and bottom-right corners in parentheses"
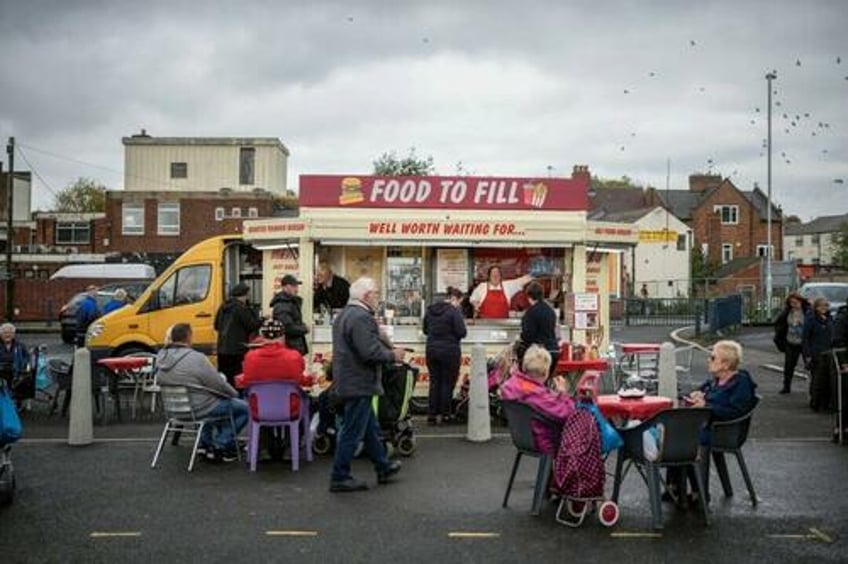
top-left (809, 352), bottom-right (833, 412)
top-left (426, 349), bottom-right (461, 417)
top-left (782, 343), bottom-right (803, 392)
top-left (217, 353), bottom-right (245, 389)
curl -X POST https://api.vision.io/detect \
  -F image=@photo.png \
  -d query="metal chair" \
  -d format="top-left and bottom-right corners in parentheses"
top-left (612, 407), bottom-right (712, 529)
top-left (151, 385), bottom-right (241, 472)
top-left (125, 352), bottom-right (159, 418)
top-left (500, 400), bottom-right (561, 515)
top-left (245, 381), bottom-right (313, 472)
top-left (708, 397), bottom-right (760, 507)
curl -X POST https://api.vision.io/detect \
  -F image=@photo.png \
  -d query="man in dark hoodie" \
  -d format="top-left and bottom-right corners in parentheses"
top-left (271, 274), bottom-right (309, 356)
top-left (422, 286), bottom-right (467, 425)
top-left (214, 283), bottom-right (263, 387)
top-left (157, 323), bottom-right (249, 461)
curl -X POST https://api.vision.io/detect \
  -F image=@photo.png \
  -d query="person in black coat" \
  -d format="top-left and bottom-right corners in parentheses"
top-left (519, 282), bottom-right (559, 375)
top-left (214, 283), bottom-right (263, 387)
top-left (773, 292), bottom-right (809, 394)
top-left (803, 297), bottom-right (835, 412)
top-left (422, 287), bottom-right (467, 425)
top-left (270, 274), bottom-right (309, 356)
top-left (314, 262), bottom-right (350, 312)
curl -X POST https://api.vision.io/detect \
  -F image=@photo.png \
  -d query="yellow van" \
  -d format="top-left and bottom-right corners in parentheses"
top-left (85, 235), bottom-right (262, 366)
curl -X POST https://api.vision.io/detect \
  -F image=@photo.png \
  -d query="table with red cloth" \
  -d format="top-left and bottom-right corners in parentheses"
top-left (596, 394), bottom-right (673, 423)
top-left (97, 356), bottom-right (152, 422)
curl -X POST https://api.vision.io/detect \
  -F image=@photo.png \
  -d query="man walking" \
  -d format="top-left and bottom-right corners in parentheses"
top-left (330, 277), bottom-right (405, 492)
top-left (75, 285), bottom-right (100, 347)
top-left (215, 283), bottom-right (263, 387)
top-left (271, 274), bottom-right (309, 356)
top-left (157, 323), bottom-right (249, 462)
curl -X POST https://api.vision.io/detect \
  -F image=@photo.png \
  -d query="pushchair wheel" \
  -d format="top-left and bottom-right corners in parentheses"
top-left (598, 500), bottom-right (619, 527)
top-left (312, 434), bottom-right (333, 455)
top-left (397, 435), bottom-right (416, 457)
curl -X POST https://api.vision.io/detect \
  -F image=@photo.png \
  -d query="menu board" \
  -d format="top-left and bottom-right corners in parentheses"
top-left (573, 292), bottom-right (599, 312)
top-left (436, 249), bottom-right (469, 293)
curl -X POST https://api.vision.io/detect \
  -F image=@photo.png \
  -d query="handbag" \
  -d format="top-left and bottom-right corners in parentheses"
top-left (0, 385), bottom-right (22, 444)
top-left (580, 401), bottom-right (623, 455)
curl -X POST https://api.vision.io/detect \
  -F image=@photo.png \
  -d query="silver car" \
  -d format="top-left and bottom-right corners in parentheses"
top-left (798, 282), bottom-right (848, 316)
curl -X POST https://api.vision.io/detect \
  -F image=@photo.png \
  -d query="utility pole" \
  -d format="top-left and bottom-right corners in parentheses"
top-left (765, 72), bottom-right (776, 315)
top-left (5, 137), bottom-right (14, 322)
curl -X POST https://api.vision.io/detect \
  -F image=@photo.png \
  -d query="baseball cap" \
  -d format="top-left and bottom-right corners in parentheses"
top-left (280, 274), bottom-right (302, 286)
top-left (230, 283), bottom-right (250, 297)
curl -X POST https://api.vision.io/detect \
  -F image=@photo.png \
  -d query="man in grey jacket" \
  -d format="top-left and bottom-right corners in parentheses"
top-left (330, 277), bottom-right (406, 492)
top-left (157, 323), bottom-right (249, 462)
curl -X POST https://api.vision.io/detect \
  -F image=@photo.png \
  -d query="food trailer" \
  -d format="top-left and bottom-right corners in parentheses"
top-left (242, 173), bottom-right (637, 389)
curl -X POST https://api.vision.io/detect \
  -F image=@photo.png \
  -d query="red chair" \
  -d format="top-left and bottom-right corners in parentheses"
top-left (575, 370), bottom-right (602, 400)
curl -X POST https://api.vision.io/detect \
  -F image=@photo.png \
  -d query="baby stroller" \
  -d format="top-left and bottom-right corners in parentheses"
top-left (1, 379), bottom-right (22, 506)
top-left (550, 381), bottom-right (619, 528)
top-left (453, 343), bottom-right (514, 423)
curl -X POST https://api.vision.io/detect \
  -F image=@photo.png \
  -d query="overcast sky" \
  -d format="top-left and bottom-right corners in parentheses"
top-left (1, 0), bottom-right (845, 220)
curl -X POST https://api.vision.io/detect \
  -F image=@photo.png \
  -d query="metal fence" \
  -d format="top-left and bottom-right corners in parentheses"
top-left (610, 298), bottom-right (706, 327)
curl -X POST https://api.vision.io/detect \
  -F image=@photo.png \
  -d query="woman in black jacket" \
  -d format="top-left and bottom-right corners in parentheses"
top-left (803, 297), bottom-right (835, 411)
top-left (773, 292), bottom-right (809, 394)
top-left (423, 287), bottom-right (467, 425)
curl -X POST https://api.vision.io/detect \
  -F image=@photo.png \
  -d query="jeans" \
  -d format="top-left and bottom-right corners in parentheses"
top-left (331, 396), bottom-right (390, 482)
top-left (200, 397), bottom-right (249, 451)
top-left (782, 343), bottom-right (802, 391)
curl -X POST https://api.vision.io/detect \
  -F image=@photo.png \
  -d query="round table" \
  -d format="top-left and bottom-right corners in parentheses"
top-left (596, 394), bottom-right (673, 422)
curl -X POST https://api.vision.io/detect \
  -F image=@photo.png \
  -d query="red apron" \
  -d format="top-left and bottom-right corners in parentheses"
top-left (478, 286), bottom-right (510, 319)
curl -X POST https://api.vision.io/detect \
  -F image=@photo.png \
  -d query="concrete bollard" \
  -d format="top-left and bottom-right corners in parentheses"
top-left (68, 346), bottom-right (93, 446)
top-left (466, 344), bottom-right (491, 442)
top-left (657, 341), bottom-right (678, 403)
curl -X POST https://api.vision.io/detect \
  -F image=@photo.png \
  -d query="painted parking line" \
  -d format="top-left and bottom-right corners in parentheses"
top-left (266, 530), bottom-right (319, 537)
top-left (610, 531), bottom-right (663, 539)
top-left (90, 531), bottom-right (143, 538)
top-left (767, 528), bottom-right (834, 543)
top-left (447, 532), bottom-right (501, 539)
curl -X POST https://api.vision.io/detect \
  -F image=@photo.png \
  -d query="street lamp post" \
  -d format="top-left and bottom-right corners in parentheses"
top-left (765, 71), bottom-right (777, 314)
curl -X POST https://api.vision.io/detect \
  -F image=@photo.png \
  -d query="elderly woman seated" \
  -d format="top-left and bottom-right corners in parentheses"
top-left (499, 344), bottom-right (575, 454)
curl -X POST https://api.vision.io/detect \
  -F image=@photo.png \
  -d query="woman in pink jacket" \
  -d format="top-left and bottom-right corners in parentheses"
top-left (499, 344), bottom-right (575, 454)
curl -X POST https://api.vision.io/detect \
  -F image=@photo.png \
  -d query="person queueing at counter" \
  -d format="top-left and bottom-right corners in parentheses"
top-left (469, 265), bottom-right (533, 319)
top-left (519, 282), bottom-right (560, 374)
top-left (423, 287), bottom-right (467, 425)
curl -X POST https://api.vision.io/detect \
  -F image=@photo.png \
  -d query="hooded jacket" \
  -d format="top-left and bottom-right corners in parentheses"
top-left (499, 370), bottom-right (575, 454)
top-left (270, 291), bottom-right (308, 355)
top-left (156, 345), bottom-right (238, 418)
top-left (422, 300), bottom-right (467, 353)
top-left (214, 298), bottom-right (262, 355)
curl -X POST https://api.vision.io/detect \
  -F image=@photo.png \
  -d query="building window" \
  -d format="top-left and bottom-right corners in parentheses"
top-left (812, 258), bottom-right (820, 265)
top-left (248, 207), bottom-right (259, 218)
top-left (215, 207), bottom-right (225, 221)
top-left (713, 205), bottom-right (739, 225)
top-left (756, 244), bottom-right (773, 257)
top-left (676, 234), bottom-right (686, 251)
top-left (701, 243), bottom-right (708, 256)
top-left (170, 162), bottom-right (188, 179)
top-left (239, 147), bottom-right (255, 185)
top-left (721, 243), bottom-right (733, 264)
top-left (231, 207), bottom-right (242, 218)
top-left (157, 202), bottom-right (180, 235)
top-left (122, 203), bottom-right (145, 235)
top-left (794, 236), bottom-right (803, 246)
top-left (811, 234), bottom-right (820, 244)
top-left (55, 221), bottom-right (90, 244)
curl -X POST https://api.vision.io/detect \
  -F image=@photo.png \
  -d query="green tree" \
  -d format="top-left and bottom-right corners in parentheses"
top-left (831, 222), bottom-right (848, 269)
top-left (690, 243), bottom-right (716, 296)
top-left (53, 177), bottom-right (106, 212)
top-left (373, 148), bottom-right (435, 176)
top-left (591, 175), bottom-right (643, 190)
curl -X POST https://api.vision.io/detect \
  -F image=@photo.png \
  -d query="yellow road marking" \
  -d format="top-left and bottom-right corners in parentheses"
top-left (808, 528), bottom-right (834, 543)
top-left (767, 528), bottom-right (834, 543)
top-left (448, 532), bottom-right (501, 539)
top-left (767, 534), bottom-right (808, 539)
top-left (266, 530), bottom-right (319, 537)
top-left (90, 532), bottom-right (142, 538)
top-left (610, 532), bottom-right (663, 539)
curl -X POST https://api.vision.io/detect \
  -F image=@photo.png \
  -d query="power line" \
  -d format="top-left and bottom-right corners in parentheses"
top-left (16, 145), bottom-right (60, 200)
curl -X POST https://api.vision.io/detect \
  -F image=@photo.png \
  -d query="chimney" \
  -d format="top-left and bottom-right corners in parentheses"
top-left (688, 173), bottom-right (722, 193)
top-left (571, 164), bottom-right (591, 184)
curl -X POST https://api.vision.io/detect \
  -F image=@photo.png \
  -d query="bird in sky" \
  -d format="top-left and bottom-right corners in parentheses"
top-left (690, 40), bottom-right (696, 46)
top-left (796, 59), bottom-right (801, 66)
top-left (838, 56), bottom-right (842, 64)
top-left (835, 178), bottom-right (845, 184)
top-left (347, 16), bottom-right (354, 22)
top-left (623, 89), bottom-right (630, 94)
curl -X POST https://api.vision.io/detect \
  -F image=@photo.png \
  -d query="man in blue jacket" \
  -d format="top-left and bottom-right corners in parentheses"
top-left (330, 277), bottom-right (406, 492)
top-left (75, 285), bottom-right (100, 347)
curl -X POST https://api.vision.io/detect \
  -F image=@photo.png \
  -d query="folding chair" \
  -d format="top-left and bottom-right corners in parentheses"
top-left (611, 407), bottom-right (712, 529)
top-left (151, 385), bottom-right (241, 472)
top-left (500, 400), bottom-right (561, 515)
top-left (708, 397), bottom-right (760, 507)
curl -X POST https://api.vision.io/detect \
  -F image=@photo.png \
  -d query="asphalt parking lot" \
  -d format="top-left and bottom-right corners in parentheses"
top-left (1, 326), bottom-right (846, 563)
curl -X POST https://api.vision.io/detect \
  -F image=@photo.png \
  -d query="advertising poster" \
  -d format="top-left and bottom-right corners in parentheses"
top-left (436, 249), bottom-right (468, 293)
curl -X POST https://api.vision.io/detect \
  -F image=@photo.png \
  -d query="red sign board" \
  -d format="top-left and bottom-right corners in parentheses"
top-left (299, 175), bottom-right (588, 211)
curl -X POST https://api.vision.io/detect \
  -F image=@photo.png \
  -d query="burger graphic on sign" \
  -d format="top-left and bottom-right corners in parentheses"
top-left (339, 177), bottom-right (365, 205)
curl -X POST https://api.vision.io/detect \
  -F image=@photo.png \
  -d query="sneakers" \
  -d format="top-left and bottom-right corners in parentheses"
top-left (377, 460), bottom-right (402, 484)
top-left (329, 478), bottom-right (369, 492)
top-left (204, 447), bottom-right (239, 463)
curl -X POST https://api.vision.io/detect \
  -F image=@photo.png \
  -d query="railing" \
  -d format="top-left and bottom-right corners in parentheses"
top-left (610, 298), bottom-right (706, 327)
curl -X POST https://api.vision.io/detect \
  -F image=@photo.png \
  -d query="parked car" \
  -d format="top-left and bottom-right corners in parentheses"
top-left (798, 282), bottom-right (848, 317)
top-left (59, 282), bottom-right (149, 344)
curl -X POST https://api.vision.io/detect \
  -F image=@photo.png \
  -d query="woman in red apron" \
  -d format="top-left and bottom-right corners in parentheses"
top-left (470, 266), bottom-right (533, 319)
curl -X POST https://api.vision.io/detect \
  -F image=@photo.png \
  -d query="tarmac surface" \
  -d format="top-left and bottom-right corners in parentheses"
top-left (1, 325), bottom-right (846, 563)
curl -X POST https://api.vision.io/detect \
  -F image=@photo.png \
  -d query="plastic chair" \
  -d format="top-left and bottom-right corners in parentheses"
top-left (708, 397), bottom-right (760, 507)
top-left (575, 370), bottom-right (602, 400)
top-left (611, 407), bottom-right (712, 529)
top-left (245, 381), bottom-right (313, 472)
top-left (500, 400), bottom-right (561, 516)
top-left (151, 385), bottom-right (241, 472)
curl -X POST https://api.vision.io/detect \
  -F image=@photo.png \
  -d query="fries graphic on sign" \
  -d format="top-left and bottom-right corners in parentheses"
top-left (522, 182), bottom-right (548, 208)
